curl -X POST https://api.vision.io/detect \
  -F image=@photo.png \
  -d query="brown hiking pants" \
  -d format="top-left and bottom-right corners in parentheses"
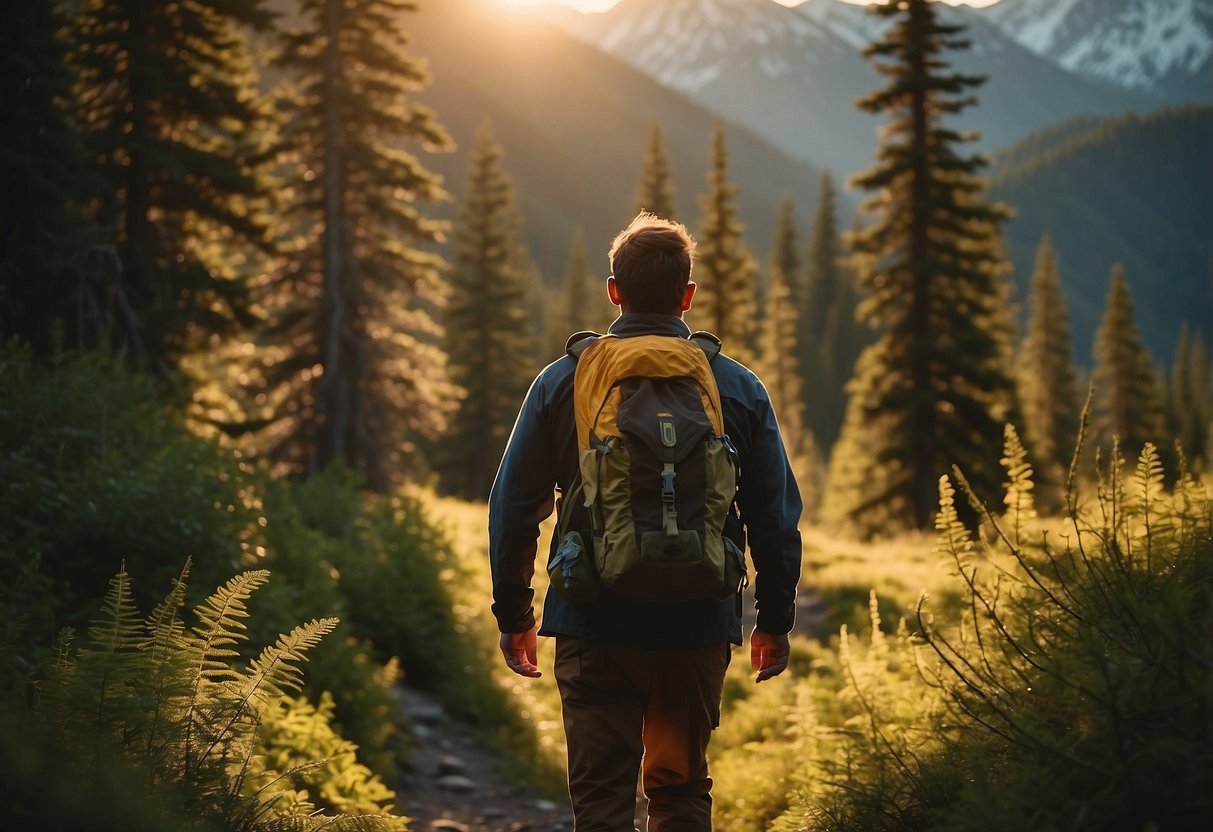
top-left (554, 636), bottom-right (731, 832)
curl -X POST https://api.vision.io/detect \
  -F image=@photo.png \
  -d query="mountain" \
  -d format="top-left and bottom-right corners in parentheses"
top-left (403, 0), bottom-right (824, 288)
top-left (988, 105), bottom-right (1213, 363)
top-left (549, 0), bottom-right (1159, 178)
top-left (977, 0), bottom-right (1213, 103)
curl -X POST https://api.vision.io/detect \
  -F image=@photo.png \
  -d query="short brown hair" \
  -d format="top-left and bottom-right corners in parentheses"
top-left (608, 213), bottom-right (696, 314)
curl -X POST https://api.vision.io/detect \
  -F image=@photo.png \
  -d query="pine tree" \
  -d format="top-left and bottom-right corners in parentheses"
top-left (1167, 326), bottom-right (1211, 469)
top-left (1091, 266), bottom-right (1165, 458)
top-left (800, 171), bottom-right (862, 452)
top-left (632, 122), bottom-right (677, 220)
top-left (694, 123), bottom-right (757, 368)
top-left (546, 227), bottom-right (614, 359)
top-left (263, 0), bottom-right (455, 489)
top-left (0, 2), bottom-right (93, 352)
top-left (68, 0), bottom-right (276, 372)
top-left (824, 0), bottom-right (1015, 536)
top-left (441, 122), bottom-right (541, 500)
top-left (1016, 234), bottom-right (1080, 506)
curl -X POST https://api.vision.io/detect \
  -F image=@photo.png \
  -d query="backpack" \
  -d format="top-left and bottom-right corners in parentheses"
top-left (547, 330), bottom-right (746, 605)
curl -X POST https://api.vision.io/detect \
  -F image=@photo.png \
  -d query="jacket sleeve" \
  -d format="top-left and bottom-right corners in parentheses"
top-left (488, 372), bottom-right (559, 634)
top-left (733, 381), bottom-right (803, 635)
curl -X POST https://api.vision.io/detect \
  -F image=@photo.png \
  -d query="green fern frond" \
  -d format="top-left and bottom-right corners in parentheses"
top-left (147, 558), bottom-right (192, 658)
top-left (138, 560), bottom-right (194, 771)
top-left (934, 474), bottom-right (974, 567)
top-left (185, 569), bottom-right (271, 686)
top-left (86, 564), bottom-right (145, 656)
top-left (1134, 442), bottom-right (1166, 569)
top-left (239, 618), bottom-right (340, 706)
top-left (78, 565), bottom-right (148, 739)
top-left (1000, 424), bottom-right (1036, 544)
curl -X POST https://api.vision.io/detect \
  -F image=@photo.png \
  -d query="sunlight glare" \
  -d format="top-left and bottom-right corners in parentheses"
top-left (488, 0), bottom-right (547, 12)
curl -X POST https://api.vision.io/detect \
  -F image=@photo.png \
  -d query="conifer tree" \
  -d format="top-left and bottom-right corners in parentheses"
top-left (0, 3), bottom-right (92, 352)
top-left (824, 0), bottom-right (1015, 536)
top-left (1170, 328), bottom-right (1210, 468)
top-left (800, 171), bottom-right (862, 452)
top-left (263, 0), bottom-right (454, 489)
top-left (68, 0), bottom-right (276, 371)
top-left (633, 122), bottom-right (677, 220)
top-left (1091, 266), bottom-right (1165, 458)
top-left (441, 122), bottom-right (541, 500)
top-left (1016, 235), bottom-right (1080, 505)
top-left (694, 123), bottom-right (758, 368)
top-left (546, 227), bottom-right (614, 359)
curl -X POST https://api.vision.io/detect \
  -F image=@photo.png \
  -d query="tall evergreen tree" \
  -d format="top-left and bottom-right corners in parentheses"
top-left (756, 256), bottom-right (819, 508)
top-left (799, 171), bottom-right (862, 452)
top-left (545, 227), bottom-right (614, 359)
top-left (1091, 266), bottom-right (1165, 458)
top-left (441, 122), bottom-right (540, 500)
top-left (1016, 234), bottom-right (1080, 505)
top-left (263, 0), bottom-right (455, 489)
top-left (69, 0), bottom-right (276, 372)
top-left (1170, 328), bottom-right (1210, 469)
top-left (824, 0), bottom-right (1015, 536)
top-left (632, 122), bottom-right (677, 220)
top-left (694, 123), bottom-right (757, 368)
top-left (1, 2), bottom-right (92, 351)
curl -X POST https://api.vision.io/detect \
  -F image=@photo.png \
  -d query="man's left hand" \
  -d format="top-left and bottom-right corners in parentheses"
top-left (750, 627), bottom-right (790, 683)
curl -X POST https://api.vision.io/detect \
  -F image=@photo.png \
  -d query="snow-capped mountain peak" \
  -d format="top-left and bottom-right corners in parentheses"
top-left (980, 0), bottom-right (1213, 98)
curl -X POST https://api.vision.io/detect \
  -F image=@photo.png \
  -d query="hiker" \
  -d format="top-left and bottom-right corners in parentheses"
top-left (488, 212), bottom-right (803, 832)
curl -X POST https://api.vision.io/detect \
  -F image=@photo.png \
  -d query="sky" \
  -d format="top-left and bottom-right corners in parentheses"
top-left (543, 0), bottom-right (1002, 11)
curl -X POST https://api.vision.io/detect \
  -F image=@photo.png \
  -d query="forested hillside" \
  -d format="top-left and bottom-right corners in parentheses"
top-left (990, 105), bottom-right (1213, 361)
top-left (404, 0), bottom-right (823, 282)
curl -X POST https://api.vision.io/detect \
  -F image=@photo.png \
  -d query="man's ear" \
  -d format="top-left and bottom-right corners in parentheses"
top-left (607, 275), bottom-right (624, 308)
top-left (680, 281), bottom-right (696, 312)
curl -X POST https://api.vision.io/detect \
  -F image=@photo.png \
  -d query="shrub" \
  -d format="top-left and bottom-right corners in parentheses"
top-left (715, 424), bottom-right (1213, 831)
top-left (32, 562), bottom-right (408, 831)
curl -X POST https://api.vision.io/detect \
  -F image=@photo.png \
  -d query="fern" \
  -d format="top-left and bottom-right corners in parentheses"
top-left (180, 570), bottom-right (271, 782)
top-left (78, 565), bottom-right (148, 748)
top-left (1134, 442), bottom-right (1166, 570)
top-left (138, 559), bottom-right (193, 775)
top-left (1000, 424), bottom-right (1036, 546)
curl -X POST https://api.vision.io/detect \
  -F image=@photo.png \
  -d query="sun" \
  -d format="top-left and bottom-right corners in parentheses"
top-left (487, 0), bottom-right (547, 11)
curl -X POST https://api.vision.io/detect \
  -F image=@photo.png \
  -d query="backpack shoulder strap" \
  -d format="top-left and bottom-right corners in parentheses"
top-left (565, 330), bottom-right (607, 360)
top-left (689, 330), bottom-right (722, 361)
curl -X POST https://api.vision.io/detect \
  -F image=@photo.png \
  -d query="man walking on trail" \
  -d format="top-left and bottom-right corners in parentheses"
top-left (488, 213), bottom-right (803, 831)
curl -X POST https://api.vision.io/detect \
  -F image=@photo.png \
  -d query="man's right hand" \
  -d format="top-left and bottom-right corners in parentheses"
top-left (500, 626), bottom-right (542, 678)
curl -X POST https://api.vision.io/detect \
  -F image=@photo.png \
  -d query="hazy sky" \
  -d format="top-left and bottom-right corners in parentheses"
top-left (550, 0), bottom-right (1001, 11)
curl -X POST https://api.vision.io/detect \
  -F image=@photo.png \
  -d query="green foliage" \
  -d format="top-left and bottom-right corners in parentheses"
top-left (716, 426), bottom-right (1213, 831)
top-left (0, 346), bottom-right (267, 640)
top-left (67, 0), bottom-right (276, 369)
top-left (826, 0), bottom-right (1016, 538)
top-left (439, 120), bottom-right (543, 499)
top-left (693, 123), bottom-right (759, 368)
top-left (28, 562), bottom-right (407, 831)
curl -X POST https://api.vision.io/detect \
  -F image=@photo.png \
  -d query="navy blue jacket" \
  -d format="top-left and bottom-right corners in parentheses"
top-left (488, 313), bottom-right (803, 648)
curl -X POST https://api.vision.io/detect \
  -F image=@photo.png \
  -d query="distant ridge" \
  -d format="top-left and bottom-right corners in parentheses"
top-left (989, 105), bottom-right (1213, 362)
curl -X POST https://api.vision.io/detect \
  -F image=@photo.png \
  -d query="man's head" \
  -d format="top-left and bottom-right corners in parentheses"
top-left (607, 213), bottom-right (697, 315)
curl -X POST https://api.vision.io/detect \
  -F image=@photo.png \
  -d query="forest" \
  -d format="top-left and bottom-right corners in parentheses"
top-left (2, 0), bottom-right (1210, 830)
